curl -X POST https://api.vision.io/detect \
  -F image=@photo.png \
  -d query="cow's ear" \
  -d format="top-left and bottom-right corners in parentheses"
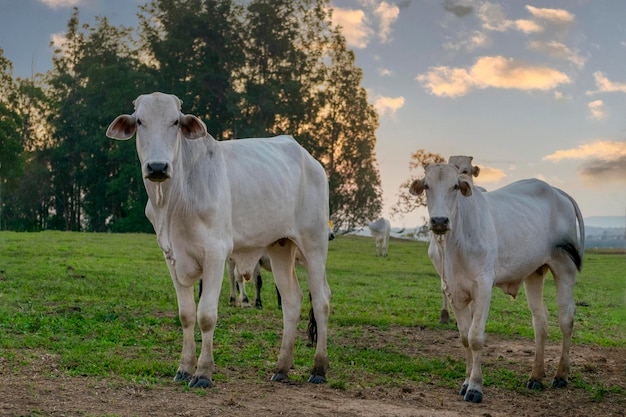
top-left (106, 115), bottom-right (136, 140)
top-left (409, 179), bottom-right (425, 196)
top-left (458, 175), bottom-right (473, 197)
top-left (472, 165), bottom-right (480, 178)
top-left (180, 114), bottom-right (207, 140)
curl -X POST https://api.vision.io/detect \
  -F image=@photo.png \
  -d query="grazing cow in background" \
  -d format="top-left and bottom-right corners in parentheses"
top-left (106, 92), bottom-right (331, 388)
top-left (368, 217), bottom-right (391, 257)
top-left (410, 164), bottom-right (584, 403)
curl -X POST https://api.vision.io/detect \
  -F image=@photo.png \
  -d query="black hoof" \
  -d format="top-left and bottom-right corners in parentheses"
top-left (307, 374), bottom-right (326, 384)
top-left (174, 370), bottom-right (192, 382)
top-left (526, 379), bottom-right (544, 390)
top-left (464, 389), bottom-right (483, 403)
top-left (552, 377), bottom-right (567, 388)
top-left (271, 373), bottom-right (290, 383)
top-left (255, 300), bottom-right (263, 309)
top-left (439, 310), bottom-right (450, 325)
top-left (459, 383), bottom-right (468, 396)
top-left (188, 375), bottom-right (213, 388)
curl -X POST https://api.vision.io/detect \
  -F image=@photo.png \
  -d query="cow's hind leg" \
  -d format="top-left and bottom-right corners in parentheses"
top-left (254, 263), bottom-right (263, 309)
top-left (268, 240), bottom-right (302, 383)
top-left (524, 266), bottom-right (549, 390)
top-left (304, 252), bottom-right (330, 384)
top-left (440, 286), bottom-right (450, 324)
top-left (549, 259), bottom-right (577, 388)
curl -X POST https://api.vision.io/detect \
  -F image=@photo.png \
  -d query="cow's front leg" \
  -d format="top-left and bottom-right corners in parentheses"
top-left (190, 263), bottom-right (225, 388)
top-left (455, 293), bottom-right (491, 403)
top-left (170, 278), bottom-right (196, 383)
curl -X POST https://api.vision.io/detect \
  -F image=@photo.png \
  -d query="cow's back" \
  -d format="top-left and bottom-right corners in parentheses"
top-left (481, 179), bottom-right (580, 280)
top-left (221, 135), bottom-right (328, 248)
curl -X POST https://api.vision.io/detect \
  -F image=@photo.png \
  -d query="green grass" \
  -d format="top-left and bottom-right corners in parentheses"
top-left (0, 231), bottom-right (624, 395)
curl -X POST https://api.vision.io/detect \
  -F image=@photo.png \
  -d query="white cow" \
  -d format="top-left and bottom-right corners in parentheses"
top-left (409, 163), bottom-right (584, 403)
top-left (437, 155), bottom-right (484, 324)
top-left (368, 217), bottom-right (391, 257)
top-left (106, 92), bottom-right (331, 388)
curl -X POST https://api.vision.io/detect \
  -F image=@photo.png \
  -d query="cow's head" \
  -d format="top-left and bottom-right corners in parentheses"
top-left (106, 92), bottom-right (207, 183)
top-left (409, 164), bottom-right (472, 235)
top-left (448, 155), bottom-right (480, 179)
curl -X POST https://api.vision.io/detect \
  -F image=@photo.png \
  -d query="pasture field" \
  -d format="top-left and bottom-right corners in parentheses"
top-left (0, 231), bottom-right (624, 416)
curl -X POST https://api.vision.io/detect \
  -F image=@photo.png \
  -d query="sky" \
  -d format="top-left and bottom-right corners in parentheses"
top-left (1, 0), bottom-right (625, 228)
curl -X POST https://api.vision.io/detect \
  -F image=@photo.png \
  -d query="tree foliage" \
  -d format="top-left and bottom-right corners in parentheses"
top-left (391, 149), bottom-right (445, 219)
top-left (0, 0), bottom-right (382, 232)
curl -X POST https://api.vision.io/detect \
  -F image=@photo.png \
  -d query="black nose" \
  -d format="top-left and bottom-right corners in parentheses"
top-left (147, 162), bottom-right (169, 181)
top-left (430, 217), bottom-right (449, 234)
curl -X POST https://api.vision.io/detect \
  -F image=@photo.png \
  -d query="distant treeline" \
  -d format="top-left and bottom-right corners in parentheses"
top-left (0, 0), bottom-right (382, 232)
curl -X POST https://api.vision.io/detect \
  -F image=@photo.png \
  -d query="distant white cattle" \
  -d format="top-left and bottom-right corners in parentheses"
top-left (410, 163), bottom-right (584, 403)
top-left (106, 92), bottom-right (331, 388)
top-left (368, 218), bottom-right (391, 257)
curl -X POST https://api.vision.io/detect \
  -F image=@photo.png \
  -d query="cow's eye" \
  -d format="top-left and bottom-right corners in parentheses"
top-left (453, 184), bottom-right (460, 190)
top-left (137, 119), bottom-right (142, 126)
top-left (173, 120), bottom-right (179, 126)
top-left (424, 184), bottom-right (429, 190)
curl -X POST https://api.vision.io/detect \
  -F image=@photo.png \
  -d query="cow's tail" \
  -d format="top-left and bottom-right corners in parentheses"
top-left (307, 291), bottom-right (317, 345)
top-left (556, 188), bottom-right (585, 271)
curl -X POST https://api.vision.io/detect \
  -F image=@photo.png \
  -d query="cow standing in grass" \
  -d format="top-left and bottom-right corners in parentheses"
top-left (410, 163), bottom-right (584, 403)
top-left (106, 92), bottom-right (331, 388)
top-left (368, 217), bottom-right (391, 257)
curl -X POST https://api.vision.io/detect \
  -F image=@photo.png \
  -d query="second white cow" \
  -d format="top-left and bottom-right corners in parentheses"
top-left (410, 163), bottom-right (584, 403)
top-left (106, 92), bottom-right (331, 388)
top-left (368, 217), bottom-right (391, 257)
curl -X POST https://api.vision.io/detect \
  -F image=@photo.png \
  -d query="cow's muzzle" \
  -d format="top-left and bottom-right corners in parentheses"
top-left (146, 161), bottom-right (170, 182)
top-left (430, 217), bottom-right (450, 235)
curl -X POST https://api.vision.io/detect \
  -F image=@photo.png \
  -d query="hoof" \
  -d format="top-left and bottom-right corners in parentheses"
top-left (174, 370), bottom-right (192, 382)
top-left (255, 300), bottom-right (263, 309)
top-left (188, 375), bottom-right (213, 389)
top-left (526, 379), bottom-right (544, 390)
top-left (552, 377), bottom-right (568, 388)
top-left (307, 374), bottom-right (326, 384)
top-left (271, 373), bottom-right (291, 383)
top-left (463, 389), bottom-right (483, 403)
top-left (439, 310), bottom-right (450, 325)
top-left (459, 383), bottom-right (468, 396)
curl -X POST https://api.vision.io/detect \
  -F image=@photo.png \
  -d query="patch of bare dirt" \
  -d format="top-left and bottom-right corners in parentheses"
top-left (1, 328), bottom-right (624, 417)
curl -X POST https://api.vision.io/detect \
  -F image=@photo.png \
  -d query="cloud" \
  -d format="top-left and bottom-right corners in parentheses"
top-left (589, 71), bottom-right (626, 94)
top-left (476, 166), bottom-right (506, 182)
top-left (378, 67), bottom-right (393, 76)
top-left (588, 100), bottom-right (608, 120)
top-left (543, 140), bottom-right (626, 162)
top-left (525, 5), bottom-right (574, 26)
top-left (442, 0), bottom-right (473, 18)
top-left (528, 40), bottom-right (585, 69)
top-left (543, 140), bottom-right (626, 184)
top-left (39, 0), bottom-right (80, 8)
top-left (444, 30), bottom-right (488, 52)
top-left (374, 1), bottom-right (399, 43)
top-left (417, 56), bottom-right (571, 98)
top-left (332, 7), bottom-right (372, 48)
top-left (374, 95), bottom-right (405, 117)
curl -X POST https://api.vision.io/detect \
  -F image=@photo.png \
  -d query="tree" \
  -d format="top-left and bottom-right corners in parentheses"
top-left (138, 0), bottom-right (244, 140)
top-left (0, 49), bottom-right (24, 230)
top-left (47, 9), bottom-right (152, 231)
top-left (316, 30), bottom-right (383, 231)
top-left (391, 149), bottom-right (445, 219)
